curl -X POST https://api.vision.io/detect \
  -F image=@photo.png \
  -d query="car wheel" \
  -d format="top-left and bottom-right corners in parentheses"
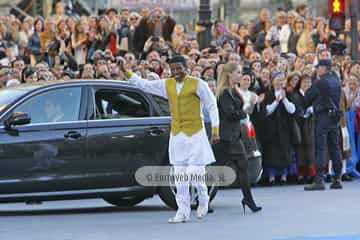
top-left (103, 196), bottom-right (146, 207)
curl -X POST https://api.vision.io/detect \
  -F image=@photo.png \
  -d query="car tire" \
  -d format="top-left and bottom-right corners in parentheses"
top-left (103, 196), bottom-right (146, 207)
top-left (158, 184), bottom-right (218, 210)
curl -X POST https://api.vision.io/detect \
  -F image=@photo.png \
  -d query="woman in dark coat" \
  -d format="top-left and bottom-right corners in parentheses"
top-left (292, 74), bottom-right (316, 183)
top-left (261, 71), bottom-right (296, 185)
top-left (215, 63), bottom-right (262, 213)
top-left (27, 17), bottom-right (44, 64)
top-left (252, 67), bottom-right (271, 151)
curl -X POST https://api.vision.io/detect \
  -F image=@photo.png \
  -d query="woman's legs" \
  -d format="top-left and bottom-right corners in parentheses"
top-left (230, 153), bottom-right (254, 203)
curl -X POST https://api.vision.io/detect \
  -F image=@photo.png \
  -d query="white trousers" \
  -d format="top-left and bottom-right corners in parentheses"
top-left (173, 165), bottom-right (209, 218)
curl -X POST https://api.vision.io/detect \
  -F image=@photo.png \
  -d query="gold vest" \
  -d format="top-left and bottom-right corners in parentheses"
top-left (165, 76), bottom-right (203, 137)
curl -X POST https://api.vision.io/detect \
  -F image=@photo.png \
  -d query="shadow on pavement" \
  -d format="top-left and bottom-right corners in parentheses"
top-left (0, 205), bottom-right (172, 217)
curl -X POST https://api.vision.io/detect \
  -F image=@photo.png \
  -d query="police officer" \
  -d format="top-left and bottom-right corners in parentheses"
top-left (304, 59), bottom-right (343, 191)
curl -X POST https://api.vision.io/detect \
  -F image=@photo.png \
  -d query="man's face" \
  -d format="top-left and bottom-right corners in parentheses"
top-left (44, 100), bottom-right (59, 118)
top-left (319, 50), bottom-right (331, 60)
top-left (56, 3), bottom-right (65, 15)
top-left (230, 23), bottom-right (239, 33)
top-left (82, 64), bottom-right (94, 78)
top-left (228, 54), bottom-right (240, 64)
top-left (13, 60), bottom-right (25, 71)
top-left (190, 40), bottom-right (199, 50)
top-left (169, 62), bottom-right (186, 81)
top-left (260, 9), bottom-right (269, 22)
top-left (141, 8), bottom-right (150, 18)
top-left (260, 69), bottom-right (270, 86)
top-left (13, 60), bottom-right (25, 76)
top-left (148, 51), bottom-right (160, 62)
top-left (348, 75), bottom-right (358, 92)
top-left (317, 66), bottom-right (327, 76)
top-left (110, 64), bottom-right (119, 75)
top-left (351, 63), bottom-right (360, 75)
top-left (120, 10), bottom-right (129, 21)
top-left (252, 62), bottom-right (262, 73)
top-left (277, 12), bottom-right (286, 26)
top-left (300, 7), bottom-right (308, 17)
top-left (250, 52), bottom-right (261, 62)
top-left (152, 8), bottom-right (163, 21)
top-left (97, 65), bottom-right (109, 78)
top-left (45, 21), bottom-right (55, 32)
top-left (96, 59), bottom-right (107, 71)
top-left (125, 54), bottom-right (136, 66)
top-left (108, 11), bottom-right (117, 21)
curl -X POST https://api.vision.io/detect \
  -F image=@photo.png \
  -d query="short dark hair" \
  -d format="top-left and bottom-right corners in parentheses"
top-left (167, 55), bottom-right (187, 67)
top-left (106, 8), bottom-right (118, 15)
top-left (296, 4), bottom-right (307, 13)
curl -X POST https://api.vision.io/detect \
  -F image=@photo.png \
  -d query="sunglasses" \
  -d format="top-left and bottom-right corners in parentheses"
top-left (130, 18), bottom-right (138, 21)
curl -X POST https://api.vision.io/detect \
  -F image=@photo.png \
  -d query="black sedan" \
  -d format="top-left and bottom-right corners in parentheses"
top-left (0, 80), bottom-right (215, 208)
top-left (0, 80), bottom-right (261, 209)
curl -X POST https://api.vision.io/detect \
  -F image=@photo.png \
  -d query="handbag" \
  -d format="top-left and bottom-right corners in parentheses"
top-left (341, 126), bottom-right (350, 152)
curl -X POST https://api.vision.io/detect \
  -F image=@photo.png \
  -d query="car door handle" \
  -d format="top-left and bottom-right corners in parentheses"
top-left (146, 127), bottom-right (165, 136)
top-left (64, 131), bottom-right (82, 139)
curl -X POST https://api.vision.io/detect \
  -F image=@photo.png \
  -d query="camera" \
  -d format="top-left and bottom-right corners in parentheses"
top-left (329, 39), bottom-right (347, 56)
top-left (151, 37), bottom-right (160, 42)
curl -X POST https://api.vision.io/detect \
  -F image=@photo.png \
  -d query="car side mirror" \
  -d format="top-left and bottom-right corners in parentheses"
top-left (5, 112), bottom-right (31, 129)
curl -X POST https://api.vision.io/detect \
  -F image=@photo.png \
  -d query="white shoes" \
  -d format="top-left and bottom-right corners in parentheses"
top-left (168, 213), bottom-right (190, 224)
top-left (168, 206), bottom-right (208, 223)
top-left (196, 205), bottom-right (208, 219)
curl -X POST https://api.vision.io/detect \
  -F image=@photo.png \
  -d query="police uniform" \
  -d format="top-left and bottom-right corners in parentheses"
top-left (304, 59), bottom-right (343, 190)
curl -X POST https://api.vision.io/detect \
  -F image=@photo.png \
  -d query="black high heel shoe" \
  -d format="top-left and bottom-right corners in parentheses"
top-left (241, 199), bottom-right (262, 214)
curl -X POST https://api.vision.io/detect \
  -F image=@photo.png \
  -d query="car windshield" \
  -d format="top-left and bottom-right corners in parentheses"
top-left (0, 88), bottom-right (31, 111)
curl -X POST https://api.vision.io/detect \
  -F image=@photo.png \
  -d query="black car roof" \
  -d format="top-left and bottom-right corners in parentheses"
top-left (7, 79), bottom-right (137, 92)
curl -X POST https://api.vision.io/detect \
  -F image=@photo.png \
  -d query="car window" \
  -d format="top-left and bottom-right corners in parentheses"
top-left (13, 87), bottom-right (82, 124)
top-left (0, 88), bottom-right (30, 111)
top-left (152, 95), bottom-right (170, 116)
top-left (93, 89), bottom-right (150, 119)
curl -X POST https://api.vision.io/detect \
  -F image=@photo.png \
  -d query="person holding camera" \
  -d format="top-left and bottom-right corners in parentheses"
top-left (134, 7), bottom-right (176, 54)
top-left (265, 11), bottom-right (289, 53)
top-left (304, 59), bottom-right (343, 191)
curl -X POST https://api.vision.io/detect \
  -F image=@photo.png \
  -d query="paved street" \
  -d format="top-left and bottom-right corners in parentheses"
top-left (0, 181), bottom-right (359, 240)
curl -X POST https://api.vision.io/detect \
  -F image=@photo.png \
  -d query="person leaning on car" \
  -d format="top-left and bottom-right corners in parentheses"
top-left (303, 58), bottom-right (343, 191)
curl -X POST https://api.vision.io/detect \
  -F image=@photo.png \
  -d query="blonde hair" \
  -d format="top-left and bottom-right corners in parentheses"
top-left (216, 63), bottom-right (240, 98)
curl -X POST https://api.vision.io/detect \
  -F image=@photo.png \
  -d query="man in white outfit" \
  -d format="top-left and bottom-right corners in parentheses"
top-left (121, 55), bottom-right (220, 223)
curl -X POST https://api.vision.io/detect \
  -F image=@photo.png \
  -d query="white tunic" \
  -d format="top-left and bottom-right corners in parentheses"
top-left (128, 73), bottom-right (219, 166)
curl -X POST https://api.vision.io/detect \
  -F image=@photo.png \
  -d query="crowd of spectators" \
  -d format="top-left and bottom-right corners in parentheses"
top-left (1, 2), bottom-right (360, 185)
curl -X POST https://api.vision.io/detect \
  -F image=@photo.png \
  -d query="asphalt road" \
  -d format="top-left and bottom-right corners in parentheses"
top-left (0, 181), bottom-right (359, 240)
